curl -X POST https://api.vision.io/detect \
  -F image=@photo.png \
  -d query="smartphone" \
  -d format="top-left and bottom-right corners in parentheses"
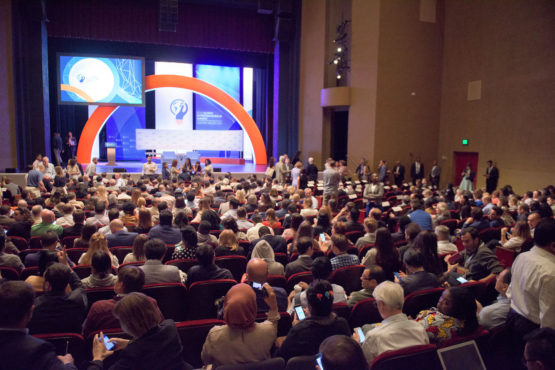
top-left (448, 253), bottom-right (462, 265)
top-left (356, 327), bottom-right (366, 343)
top-left (315, 353), bottom-right (324, 369)
top-left (294, 305), bottom-right (306, 320)
top-left (319, 233), bottom-right (326, 242)
top-left (252, 282), bottom-right (263, 290)
top-left (456, 276), bottom-right (468, 284)
top-left (393, 272), bottom-right (402, 281)
top-left (99, 334), bottom-right (115, 351)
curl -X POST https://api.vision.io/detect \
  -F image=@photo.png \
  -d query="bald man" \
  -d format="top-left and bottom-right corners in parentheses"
top-left (106, 219), bottom-right (138, 248)
top-left (30, 210), bottom-right (63, 237)
top-left (245, 258), bottom-right (288, 312)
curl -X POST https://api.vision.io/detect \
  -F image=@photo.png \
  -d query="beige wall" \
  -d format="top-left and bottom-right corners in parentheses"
top-left (0, 0), bottom-right (17, 170)
top-left (438, 0), bottom-right (555, 193)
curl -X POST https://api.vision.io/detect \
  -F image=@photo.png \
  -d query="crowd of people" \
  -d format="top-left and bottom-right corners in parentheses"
top-left (0, 154), bottom-right (553, 369)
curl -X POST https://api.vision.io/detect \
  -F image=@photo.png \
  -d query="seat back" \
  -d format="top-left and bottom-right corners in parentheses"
top-left (165, 258), bottom-right (198, 274)
top-left (255, 312), bottom-right (292, 337)
top-left (439, 328), bottom-right (489, 348)
top-left (345, 230), bottom-right (364, 244)
top-left (61, 235), bottom-right (79, 249)
top-left (20, 266), bottom-right (40, 280)
top-left (495, 246), bottom-right (515, 268)
top-left (176, 319), bottom-right (225, 368)
top-left (358, 243), bottom-right (375, 259)
top-left (286, 271), bottom-right (313, 292)
top-left (267, 275), bottom-right (287, 291)
top-left (217, 357), bottom-right (286, 370)
top-left (403, 287), bottom-right (444, 318)
top-left (110, 246), bottom-right (133, 264)
top-left (285, 356), bottom-right (315, 370)
top-left (142, 283), bottom-right (188, 321)
top-left (214, 255), bottom-right (247, 282)
top-left (66, 248), bottom-right (88, 263)
top-left (8, 236), bottom-right (29, 250)
top-left (29, 236), bottom-right (42, 249)
top-left (478, 227), bottom-right (500, 244)
top-left (187, 279), bottom-right (236, 319)
top-left (370, 344), bottom-right (441, 370)
top-left (349, 298), bottom-right (382, 329)
top-left (329, 265), bottom-right (365, 294)
top-left (72, 265), bottom-right (93, 279)
top-left (85, 287), bottom-right (116, 313)
top-left (439, 219), bottom-right (459, 235)
top-left (118, 261), bottom-right (145, 271)
top-left (33, 333), bottom-right (87, 366)
top-left (0, 266), bottom-right (19, 280)
top-left (274, 252), bottom-right (289, 267)
top-left (163, 245), bottom-right (175, 263)
top-left (332, 302), bottom-right (351, 321)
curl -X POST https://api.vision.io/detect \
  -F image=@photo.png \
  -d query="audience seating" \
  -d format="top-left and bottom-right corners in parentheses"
top-left (255, 312), bottom-right (292, 337)
top-left (110, 246), bottom-right (133, 264)
top-left (214, 255), bottom-right (247, 282)
top-left (18, 248), bottom-right (42, 263)
top-left (476, 275), bottom-right (498, 306)
top-left (370, 344), bottom-right (441, 370)
top-left (165, 258), bottom-right (198, 274)
top-left (217, 358), bottom-right (285, 370)
top-left (285, 356), bottom-right (315, 370)
top-left (0, 266), bottom-right (19, 280)
top-left (358, 243), bottom-right (374, 259)
top-left (176, 319), bottom-right (225, 368)
top-left (274, 253), bottom-right (289, 267)
top-left (273, 226), bottom-right (285, 236)
top-left (478, 228), bottom-right (500, 244)
top-left (349, 298), bottom-right (382, 329)
top-left (29, 236), bottom-right (42, 249)
top-left (66, 248), bottom-right (88, 263)
top-left (142, 283), bottom-right (188, 322)
top-left (331, 302), bottom-right (351, 321)
top-left (187, 279), bottom-right (236, 320)
top-left (61, 236), bottom-right (79, 249)
top-left (118, 261), bottom-right (145, 271)
top-left (267, 275), bottom-right (287, 291)
top-left (455, 237), bottom-right (464, 252)
top-left (495, 246), bottom-right (515, 268)
top-left (439, 219), bottom-right (459, 235)
top-left (458, 281), bottom-right (485, 301)
top-left (85, 287), bottom-right (116, 313)
top-left (439, 328), bottom-right (489, 348)
top-left (8, 236), bottom-right (29, 250)
top-left (163, 245), bottom-right (176, 263)
top-left (20, 266), bottom-right (40, 280)
top-left (286, 271), bottom-right (313, 292)
top-left (329, 265), bottom-right (365, 295)
top-left (33, 333), bottom-right (87, 367)
top-left (72, 265), bottom-right (93, 279)
top-left (402, 287), bottom-right (444, 318)
top-left (345, 230), bottom-right (364, 244)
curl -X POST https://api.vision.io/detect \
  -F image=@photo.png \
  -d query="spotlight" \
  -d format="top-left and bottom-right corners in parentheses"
top-left (337, 47), bottom-right (342, 52)
top-left (333, 59), bottom-right (338, 65)
top-left (336, 74), bottom-right (341, 79)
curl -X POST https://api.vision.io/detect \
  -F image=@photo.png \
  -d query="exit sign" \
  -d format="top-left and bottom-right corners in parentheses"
top-left (462, 139), bottom-right (469, 145)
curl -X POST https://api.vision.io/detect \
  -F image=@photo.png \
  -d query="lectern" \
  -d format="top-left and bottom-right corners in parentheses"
top-left (105, 142), bottom-right (116, 166)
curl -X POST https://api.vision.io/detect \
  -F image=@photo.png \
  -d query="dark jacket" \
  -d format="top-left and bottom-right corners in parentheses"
top-left (186, 264), bottom-right (234, 286)
top-left (28, 288), bottom-right (87, 334)
top-left (106, 230), bottom-right (139, 248)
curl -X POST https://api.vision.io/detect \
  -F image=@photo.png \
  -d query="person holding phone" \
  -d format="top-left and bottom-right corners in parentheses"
top-left (89, 292), bottom-right (192, 370)
top-left (201, 283), bottom-right (279, 368)
top-left (318, 335), bottom-right (369, 370)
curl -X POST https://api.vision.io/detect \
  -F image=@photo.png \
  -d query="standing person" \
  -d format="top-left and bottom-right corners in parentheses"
top-left (410, 158), bottom-right (424, 185)
top-left (392, 160), bottom-right (405, 187)
top-left (363, 173), bottom-right (384, 216)
top-left (142, 156), bottom-right (158, 177)
top-left (377, 160), bottom-right (387, 183)
top-left (86, 157), bottom-right (98, 177)
top-left (459, 162), bottom-right (474, 191)
top-left (430, 160), bottom-right (441, 189)
top-left (265, 156), bottom-right (276, 179)
top-left (306, 157), bottom-right (319, 182)
top-left (52, 132), bottom-right (64, 166)
top-left (485, 160), bottom-right (499, 193)
top-left (355, 158), bottom-right (368, 181)
top-left (204, 158), bottom-right (213, 177)
top-left (67, 131), bottom-right (77, 159)
top-left (323, 160), bottom-right (340, 206)
top-left (291, 162), bottom-right (302, 189)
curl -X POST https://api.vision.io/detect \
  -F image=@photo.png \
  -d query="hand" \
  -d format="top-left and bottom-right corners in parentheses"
top-left (57, 354), bottom-right (74, 365)
top-left (298, 281), bottom-right (309, 290)
top-left (57, 248), bottom-right (69, 267)
top-left (92, 332), bottom-right (115, 361)
top-left (274, 336), bottom-right (286, 348)
top-left (262, 284), bottom-right (278, 312)
top-left (352, 330), bottom-right (361, 344)
top-left (107, 337), bottom-right (130, 351)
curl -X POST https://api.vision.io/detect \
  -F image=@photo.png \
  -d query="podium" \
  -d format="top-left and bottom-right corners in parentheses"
top-left (105, 142), bottom-right (116, 166)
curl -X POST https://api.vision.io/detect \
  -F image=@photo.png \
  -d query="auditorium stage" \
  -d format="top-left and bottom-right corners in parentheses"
top-left (95, 160), bottom-right (267, 175)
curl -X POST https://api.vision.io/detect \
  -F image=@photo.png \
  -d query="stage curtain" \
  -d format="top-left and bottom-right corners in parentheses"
top-left (45, 0), bottom-right (275, 54)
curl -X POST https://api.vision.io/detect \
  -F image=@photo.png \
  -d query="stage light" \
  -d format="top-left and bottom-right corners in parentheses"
top-left (333, 59), bottom-right (338, 65)
top-left (336, 74), bottom-right (341, 79)
top-left (337, 47), bottom-right (342, 52)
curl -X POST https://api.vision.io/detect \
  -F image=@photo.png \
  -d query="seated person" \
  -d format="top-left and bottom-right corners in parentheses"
top-left (284, 237), bottom-right (314, 278)
top-left (275, 280), bottom-right (351, 361)
top-left (244, 258), bottom-right (288, 313)
top-left (82, 265), bottom-right (162, 338)
top-left (500, 220), bottom-right (531, 252)
top-left (122, 234), bottom-right (148, 264)
top-left (415, 286), bottom-right (479, 344)
top-left (251, 240), bottom-right (285, 276)
top-left (435, 225), bottom-right (458, 254)
top-left (348, 265), bottom-right (386, 307)
top-left (25, 231), bottom-right (62, 267)
top-left (0, 232), bottom-right (24, 273)
top-left (215, 230), bottom-right (246, 257)
top-left (201, 283), bottom-right (279, 368)
top-left (186, 245), bottom-right (234, 286)
top-left (147, 210), bottom-right (182, 245)
top-left (319, 335), bottom-right (369, 370)
top-left (140, 239), bottom-right (186, 285)
top-left (171, 226), bottom-right (198, 260)
top-left (248, 226), bottom-right (286, 256)
top-left (28, 263), bottom-right (87, 334)
top-left (355, 218), bottom-right (378, 250)
top-left (329, 234), bottom-right (360, 271)
top-left (460, 208), bottom-right (490, 232)
top-left (523, 328), bottom-right (555, 370)
top-left (88, 292), bottom-right (191, 370)
top-left (196, 221), bottom-right (218, 249)
top-left (478, 268), bottom-right (511, 330)
top-left (81, 251), bottom-right (118, 288)
top-left (396, 249), bottom-right (439, 296)
top-left (106, 219), bottom-right (138, 248)
top-left (356, 281), bottom-right (429, 364)
top-left (0, 281), bottom-right (76, 369)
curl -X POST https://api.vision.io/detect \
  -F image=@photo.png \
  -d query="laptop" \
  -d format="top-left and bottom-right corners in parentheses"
top-left (437, 340), bottom-right (486, 370)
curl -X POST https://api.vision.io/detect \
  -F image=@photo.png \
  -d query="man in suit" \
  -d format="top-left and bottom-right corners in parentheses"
top-left (429, 160), bottom-right (441, 188)
top-left (392, 161), bottom-right (405, 188)
top-left (285, 237), bottom-right (314, 278)
top-left (377, 160), bottom-right (387, 183)
top-left (186, 245), bottom-right (233, 287)
top-left (485, 160), bottom-right (499, 193)
top-left (0, 281), bottom-right (77, 369)
top-left (106, 219), bottom-right (138, 248)
top-left (410, 159), bottom-right (424, 185)
top-left (140, 238), bottom-right (186, 284)
top-left (147, 210), bottom-right (181, 245)
top-left (61, 210), bottom-right (85, 239)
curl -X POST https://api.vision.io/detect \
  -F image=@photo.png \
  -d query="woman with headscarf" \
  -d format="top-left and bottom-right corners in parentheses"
top-left (251, 240), bottom-right (285, 276)
top-left (201, 283), bottom-right (279, 368)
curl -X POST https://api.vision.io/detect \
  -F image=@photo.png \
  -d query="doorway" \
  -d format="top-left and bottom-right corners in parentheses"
top-left (453, 152), bottom-right (479, 188)
top-left (330, 110), bottom-right (348, 161)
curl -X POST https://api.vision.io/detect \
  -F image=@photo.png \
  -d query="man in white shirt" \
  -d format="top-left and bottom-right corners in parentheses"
top-left (508, 219), bottom-right (555, 332)
top-left (236, 207), bottom-right (254, 231)
top-left (479, 268), bottom-right (511, 330)
top-left (85, 157), bottom-right (98, 177)
top-left (42, 157), bottom-right (56, 179)
top-left (142, 156), bottom-right (158, 176)
top-left (355, 281), bottom-right (429, 365)
top-left (435, 225), bottom-right (458, 254)
top-left (304, 188), bottom-right (318, 210)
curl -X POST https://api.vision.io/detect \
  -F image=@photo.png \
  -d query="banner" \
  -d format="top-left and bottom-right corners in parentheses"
top-left (154, 62), bottom-right (193, 130)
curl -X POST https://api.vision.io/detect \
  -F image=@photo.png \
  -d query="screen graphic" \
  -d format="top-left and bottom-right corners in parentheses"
top-left (105, 107), bottom-right (146, 161)
top-left (59, 54), bottom-right (144, 106)
top-left (154, 62), bottom-right (193, 130)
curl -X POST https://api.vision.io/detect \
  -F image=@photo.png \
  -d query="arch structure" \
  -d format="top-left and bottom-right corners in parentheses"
top-left (76, 74), bottom-right (267, 165)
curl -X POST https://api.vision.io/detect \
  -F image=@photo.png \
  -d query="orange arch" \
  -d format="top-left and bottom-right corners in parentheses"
top-left (76, 74), bottom-right (267, 165)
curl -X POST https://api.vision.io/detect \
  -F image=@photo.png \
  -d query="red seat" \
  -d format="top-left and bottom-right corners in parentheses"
top-left (439, 219), bottom-right (459, 235)
top-left (163, 245), bottom-right (176, 263)
top-left (176, 319), bottom-right (225, 368)
top-left (255, 312), bottom-right (292, 337)
top-left (0, 266), bottom-right (19, 280)
top-left (33, 333), bottom-right (87, 366)
top-left (165, 258), bottom-right (198, 274)
top-left (20, 266), bottom-right (40, 280)
top-left (370, 344), bottom-right (441, 370)
top-left (187, 279), bottom-right (236, 320)
top-left (267, 275), bottom-right (287, 291)
top-left (214, 255), bottom-right (247, 282)
top-left (345, 230), bottom-right (364, 244)
top-left (273, 226), bottom-right (285, 236)
top-left (329, 265), bottom-right (365, 295)
top-left (286, 271), bottom-right (313, 292)
top-left (439, 328), bottom-right (489, 348)
top-left (142, 283), bottom-right (188, 321)
top-left (110, 246), bottom-right (133, 264)
top-left (478, 228), bottom-right (500, 244)
top-left (29, 236), bottom-right (42, 249)
top-left (118, 261), bottom-right (145, 271)
top-left (358, 243), bottom-right (375, 259)
top-left (66, 248), bottom-right (88, 263)
top-left (274, 252), bottom-right (289, 267)
top-left (332, 302), bottom-right (351, 321)
top-left (18, 248), bottom-right (42, 264)
top-left (8, 236), bottom-right (29, 250)
top-left (61, 235), bottom-right (79, 249)
top-left (403, 287), bottom-right (444, 318)
top-left (72, 265), bottom-right (93, 279)
top-left (85, 287), bottom-right (116, 314)
top-left (495, 246), bottom-right (515, 268)
top-left (349, 298), bottom-right (382, 329)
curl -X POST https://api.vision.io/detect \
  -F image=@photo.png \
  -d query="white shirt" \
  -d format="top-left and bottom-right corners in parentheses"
top-left (142, 162), bottom-right (158, 175)
top-left (362, 313), bottom-right (429, 364)
top-left (86, 162), bottom-right (97, 176)
top-left (508, 246), bottom-right (555, 328)
top-left (437, 240), bottom-right (458, 255)
top-left (56, 214), bottom-right (75, 227)
top-left (246, 223), bottom-right (274, 242)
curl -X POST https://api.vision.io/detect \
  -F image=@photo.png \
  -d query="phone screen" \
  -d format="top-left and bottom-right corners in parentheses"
top-left (315, 353), bottom-right (324, 369)
top-left (252, 282), bottom-right (263, 290)
top-left (356, 327), bottom-right (365, 343)
top-left (101, 335), bottom-right (115, 351)
top-left (319, 233), bottom-right (326, 242)
top-left (294, 305), bottom-right (306, 320)
top-left (393, 272), bottom-right (402, 281)
top-left (456, 276), bottom-right (468, 284)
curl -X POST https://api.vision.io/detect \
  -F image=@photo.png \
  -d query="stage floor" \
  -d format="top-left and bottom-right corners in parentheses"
top-left (95, 160), bottom-right (267, 174)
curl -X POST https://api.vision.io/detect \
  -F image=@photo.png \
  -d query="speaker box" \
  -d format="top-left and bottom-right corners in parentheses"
top-left (274, 16), bottom-right (293, 42)
top-left (213, 168), bottom-right (222, 173)
top-left (113, 168), bottom-right (127, 173)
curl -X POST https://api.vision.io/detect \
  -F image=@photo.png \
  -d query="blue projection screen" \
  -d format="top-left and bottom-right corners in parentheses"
top-left (58, 54), bottom-right (145, 106)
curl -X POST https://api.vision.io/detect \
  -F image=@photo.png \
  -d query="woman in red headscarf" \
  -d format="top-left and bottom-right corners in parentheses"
top-left (201, 283), bottom-right (280, 368)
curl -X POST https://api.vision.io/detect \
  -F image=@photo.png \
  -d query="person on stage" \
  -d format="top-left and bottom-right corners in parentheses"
top-left (142, 156), bottom-right (158, 177)
top-left (204, 159), bottom-right (213, 177)
top-left (484, 160), bottom-right (499, 193)
top-left (67, 131), bottom-right (77, 159)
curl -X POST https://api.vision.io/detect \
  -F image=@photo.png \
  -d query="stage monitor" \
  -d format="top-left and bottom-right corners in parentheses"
top-left (58, 53), bottom-right (145, 106)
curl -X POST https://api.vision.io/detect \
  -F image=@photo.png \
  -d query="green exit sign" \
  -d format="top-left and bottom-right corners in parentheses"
top-left (462, 139), bottom-right (469, 145)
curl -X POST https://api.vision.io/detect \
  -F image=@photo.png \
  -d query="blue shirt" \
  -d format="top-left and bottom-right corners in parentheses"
top-left (409, 209), bottom-right (433, 231)
top-left (27, 170), bottom-right (43, 187)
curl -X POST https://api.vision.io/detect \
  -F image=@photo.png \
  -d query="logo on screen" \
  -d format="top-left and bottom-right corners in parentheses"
top-left (170, 99), bottom-right (188, 125)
